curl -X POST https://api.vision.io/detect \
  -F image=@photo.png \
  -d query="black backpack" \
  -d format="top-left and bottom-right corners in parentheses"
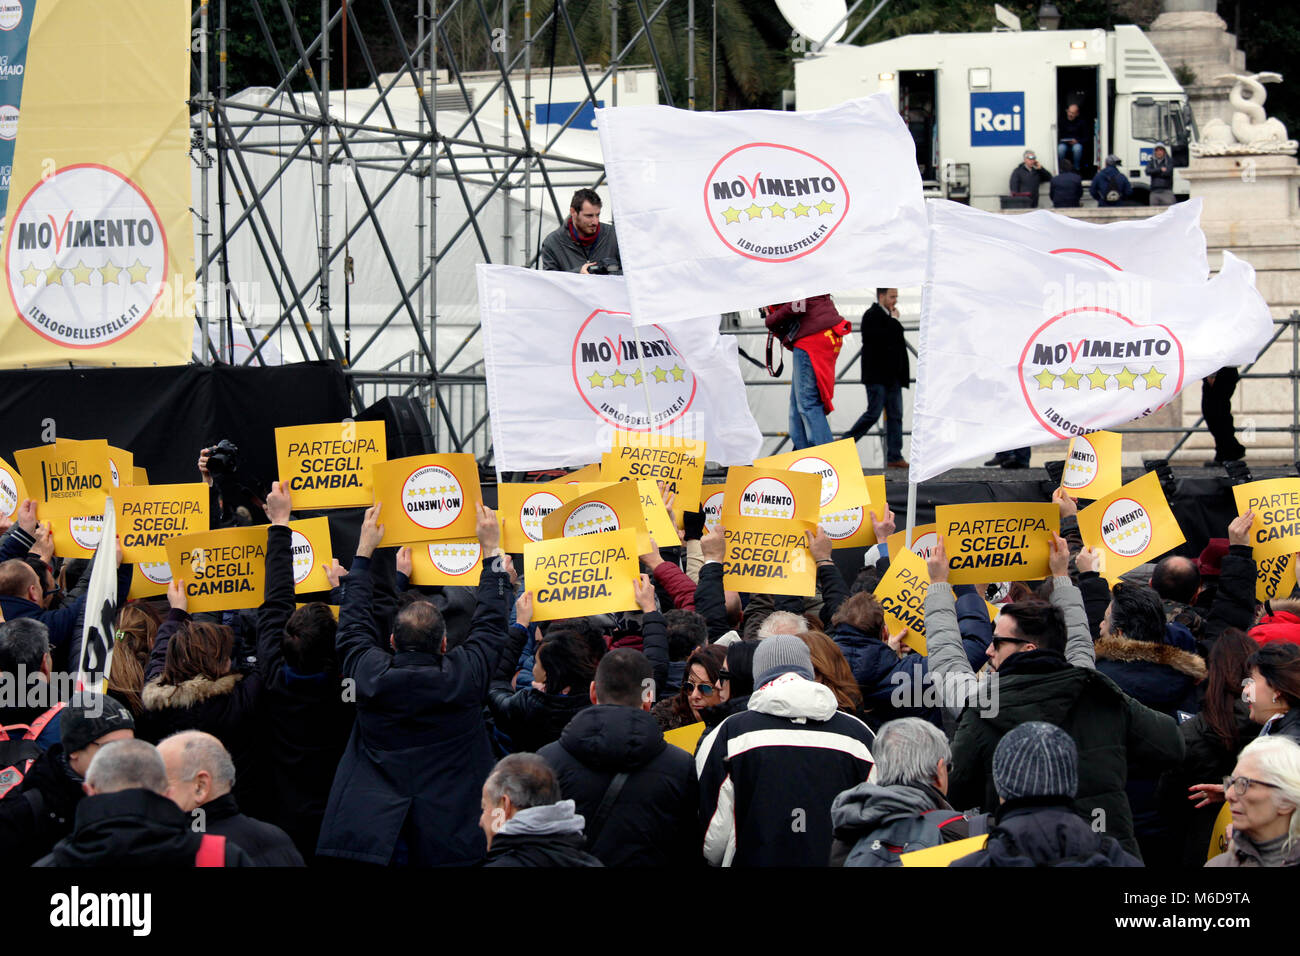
top-left (0, 703), bottom-right (65, 799)
top-left (844, 808), bottom-right (986, 867)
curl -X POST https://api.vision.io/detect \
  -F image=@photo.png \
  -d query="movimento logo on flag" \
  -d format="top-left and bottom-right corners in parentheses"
top-left (572, 310), bottom-right (697, 430)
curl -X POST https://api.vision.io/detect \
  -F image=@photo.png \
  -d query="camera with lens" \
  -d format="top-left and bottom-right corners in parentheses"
top-left (205, 440), bottom-right (240, 476)
top-left (586, 258), bottom-right (622, 276)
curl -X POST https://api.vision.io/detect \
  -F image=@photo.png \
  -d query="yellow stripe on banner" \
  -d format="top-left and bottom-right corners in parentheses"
top-left (0, 0), bottom-right (194, 368)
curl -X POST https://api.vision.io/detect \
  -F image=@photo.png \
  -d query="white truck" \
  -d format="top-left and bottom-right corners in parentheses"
top-left (794, 24), bottom-right (1195, 209)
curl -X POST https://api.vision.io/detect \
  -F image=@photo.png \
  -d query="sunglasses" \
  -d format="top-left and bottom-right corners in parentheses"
top-left (991, 636), bottom-right (1030, 651)
top-left (1223, 774), bottom-right (1280, 797)
top-left (683, 681), bottom-right (717, 696)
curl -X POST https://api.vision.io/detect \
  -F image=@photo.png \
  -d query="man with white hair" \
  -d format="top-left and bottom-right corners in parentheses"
top-left (35, 738), bottom-right (252, 866)
top-left (159, 730), bottom-right (303, 866)
top-left (755, 610), bottom-right (808, 640)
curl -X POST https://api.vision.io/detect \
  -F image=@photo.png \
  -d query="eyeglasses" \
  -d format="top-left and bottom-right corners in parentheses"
top-left (991, 637), bottom-right (1030, 651)
top-left (1223, 775), bottom-right (1280, 797)
top-left (683, 681), bottom-right (717, 696)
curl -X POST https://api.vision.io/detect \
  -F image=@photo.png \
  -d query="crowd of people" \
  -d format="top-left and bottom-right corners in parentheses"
top-left (2, 444), bottom-right (1298, 869)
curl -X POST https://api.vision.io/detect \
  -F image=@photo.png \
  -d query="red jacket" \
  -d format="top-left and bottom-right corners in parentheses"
top-left (765, 294), bottom-right (850, 413)
top-left (1250, 611), bottom-right (1300, 646)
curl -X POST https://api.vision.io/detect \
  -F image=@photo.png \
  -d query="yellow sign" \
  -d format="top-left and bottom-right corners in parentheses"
top-left (543, 480), bottom-right (651, 553)
top-left (1208, 801), bottom-right (1233, 862)
top-left (0, 456), bottom-right (26, 520)
top-left (756, 438), bottom-right (868, 515)
top-left (107, 446), bottom-right (134, 488)
top-left (165, 526), bottom-right (268, 614)
top-left (525, 528), bottom-right (640, 622)
top-left (373, 453), bottom-right (482, 545)
top-left (700, 484), bottom-right (726, 534)
top-left (899, 834), bottom-right (989, 867)
top-left (497, 482), bottom-right (578, 553)
top-left (821, 474), bottom-right (887, 549)
top-left (133, 466), bottom-right (149, 486)
top-left (934, 502), bottom-right (1059, 585)
top-left (887, 523), bottom-right (940, 563)
top-left (548, 463), bottom-right (603, 485)
top-left (578, 480), bottom-right (681, 548)
top-left (1078, 470), bottom-right (1186, 582)
top-left (0, 0), bottom-right (195, 368)
top-left (664, 721), bottom-right (706, 754)
top-left (1060, 431), bottom-right (1122, 499)
top-left (275, 420), bottom-right (387, 509)
top-left (722, 517), bottom-right (816, 597)
top-left (1258, 552), bottom-right (1294, 603)
top-left (722, 466), bottom-right (821, 525)
top-left (114, 483), bottom-right (208, 562)
top-left (409, 539), bottom-right (484, 586)
top-left (15, 438), bottom-right (112, 518)
top-left (601, 432), bottom-right (707, 512)
top-left (872, 545), bottom-right (930, 654)
top-left (287, 517), bottom-right (333, 594)
top-left (1234, 478), bottom-right (1300, 560)
top-left (128, 559), bottom-right (172, 600)
top-left (52, 510), bottom-right (109, 559)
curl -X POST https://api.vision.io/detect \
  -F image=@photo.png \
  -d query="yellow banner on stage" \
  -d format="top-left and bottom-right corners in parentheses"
top-left (722, 466), bottom-right (820, 525)
top-left (275, 420), bottom-right (388, 509)
top-left (114, 482), bottom-right (209, 562)
top-left (700, 484), bottom-right (726, 534)
top-left (497, 483), bottom-right (578, 553)
top-left (133, 466), bottom-right (149, 486)
top-left (872, 545), bottom-right (930, 654)
top-left (887, 524), bottom-right (939, 563)
top-left (899, 834), bottom-right (988, 867)
top-left (755, 438), bottom-right (868, 515)
top-left (409, 539), bottom-right (483, 587)
top-left (1078, 471), bottom-right (1186, 582)
top-left (287, 517), bottom-right (333, 594)
top-left (0, 456), bottom-right (26, 520)
top-left (165, 526), bottom-right (268, 614)
top-left (525, 528), bottom-right (640, 623)
top-left (934, 502), bottom-right (1059, 585)
top-left (601, 432), bottom-right (707, 512)
top-left (15, 438), bottom-right (110, 517)
top-left (0, 0), bottom-right (194, 367)
top-left (1258, 552), bottom-right (1294, 603)
top-left (543, 480), bottom-right (651, 553)
top-left (107, 446), bottom-right (133, 488)
top-left (722, 517), bottom-right (816, 597)
top-left (1060, 431), bottom-right (1122, 499)
top-left (372, 453), bottom-right (482, 545)
top-left (1234, 478), bottom-right (1300, 560)
top-left (821, 474), bottom-right (887, 549)
top-left (128, 559), bottom-right (172, 600)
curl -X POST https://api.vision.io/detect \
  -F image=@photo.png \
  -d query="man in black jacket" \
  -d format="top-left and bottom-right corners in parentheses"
top-left (36, 738), bottom-right (253, 866)
top-left (845, 288), bottom-right (908, 468)
top-left (1009, 151), bottom-right (1052, 207)
top-left (1049, 159), bottom-right (1083, 208)
top-left (159, 730), bottom-right (304, 866)
top-left (257, 481), bottom-right (354, 860)
top-left (481, 753), bottom-right (603, 866)
top-left (538, 648), bottom-right (698, 866)
top-left (316, 500), bottom-right (513, 866)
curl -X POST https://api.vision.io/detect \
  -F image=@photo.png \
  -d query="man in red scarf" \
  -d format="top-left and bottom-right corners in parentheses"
top-left (765, 294), bottom-right (850, 450)
top-left (540, 188), bottom-right (622, 274)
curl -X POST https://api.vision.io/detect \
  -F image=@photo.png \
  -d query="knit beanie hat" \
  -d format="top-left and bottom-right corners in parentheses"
top-left (992, 721), bottom-right (1078, 801)
top-left (752, 633), bottom-right (815, 688)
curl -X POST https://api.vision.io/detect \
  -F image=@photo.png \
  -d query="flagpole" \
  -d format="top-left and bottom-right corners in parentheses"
top-left (905, 480), bottom-right (917, 549)
top-left (632, 325), bottom-right (656, 432)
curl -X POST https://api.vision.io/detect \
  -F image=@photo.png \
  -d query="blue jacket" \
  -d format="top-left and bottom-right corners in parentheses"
top-left (1090, 165), bottom-right (1132, 205)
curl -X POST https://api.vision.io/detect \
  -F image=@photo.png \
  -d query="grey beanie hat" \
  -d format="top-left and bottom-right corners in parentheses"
top-left (61, 693), bottom-right (135, 756)
top-left (992, 721), bottom-right (1078, 801)
top-left (752, 633), bottom-right (816, 688)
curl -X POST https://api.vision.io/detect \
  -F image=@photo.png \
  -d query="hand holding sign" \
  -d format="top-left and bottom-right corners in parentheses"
top-left (396, 546), bottom-right (413, 578)
top-left (1229, 510), bottom-right (1254, 548)
top-left (17, 499), bottom-right (37, 535)
top-left (633, 574), bottom-right (657, 613)
top-left (476, 502), bottom-right (501, 554)
top-left (1076, 546), bottom-right (1103, 575)
top-left (807, 527), bottom-right (833, 564)
top-left (871, 505), bottom-right (896, 543)
top-left (640, 538), bottom-right (664, 572)
top-left (516, 590), bottom-right (534, 627)
top-left (267, 481), bottom-right (292, 527)
top-left (1048, 532), bottom-right (1070, 578)
top-left (167, 578), bottom-right (187, 611)
top-left (927, 536), bottom-right (949, 584)
top-left (358, 503), bottom-right (385, 558)
top-left (32, 521), bottom-right (53, 564)
top-left (323, 559), bottom-right (349, 589)
top-left (1052, 487), bottom-right (1078, 520)
top-left (701, 525), bottom-right (726, 563)
top-left (886, 626), bottom-right (910, 656)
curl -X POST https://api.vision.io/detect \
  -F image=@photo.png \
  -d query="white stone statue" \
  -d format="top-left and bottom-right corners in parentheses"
top-left (1193, 72), bottom-right (1298, 155)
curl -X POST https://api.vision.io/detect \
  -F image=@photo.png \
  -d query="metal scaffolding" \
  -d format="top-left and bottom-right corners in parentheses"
top-left (188, 0), bottom-right (681, 461)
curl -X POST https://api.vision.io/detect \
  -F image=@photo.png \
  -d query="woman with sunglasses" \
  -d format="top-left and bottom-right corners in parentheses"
top-left (1207, 735), bottom-right (1300, 867)
top-left (653, 644), bottom-right (727, 731)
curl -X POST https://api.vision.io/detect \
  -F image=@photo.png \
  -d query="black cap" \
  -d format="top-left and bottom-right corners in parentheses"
top-left (61, 694), bottom-right (135, 755)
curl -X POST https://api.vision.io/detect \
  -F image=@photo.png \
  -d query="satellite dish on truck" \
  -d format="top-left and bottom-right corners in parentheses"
top-left (777, 0), bottom-right (848, 47)
top-left (994, 4), bottom-right (1022, 31)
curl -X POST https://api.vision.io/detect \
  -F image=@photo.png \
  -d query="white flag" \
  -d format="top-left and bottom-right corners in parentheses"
top-left (909, 221), bottom-right (1273, 484)
top-left (76, 497), bottom-right (118, 694)
top-left (478, 265), bottom-right (762, 470)
top-left (597, 96), bottom-right (927, 325)
top-left (927, 197), bottom-right (1209, 281)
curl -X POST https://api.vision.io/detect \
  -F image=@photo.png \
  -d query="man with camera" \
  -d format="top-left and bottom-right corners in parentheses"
top-left (540, 188), bottom-right (622, 275)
